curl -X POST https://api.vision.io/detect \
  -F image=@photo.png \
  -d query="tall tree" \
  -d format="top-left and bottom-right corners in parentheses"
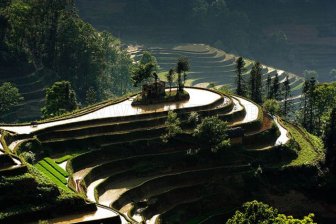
top-left (266, 74), bottom-right (272, 99)
top-left (282, 75), bottom-right (291, 116)
top-left (176, 57), bottom-right (190, 93)
top-left (250, 62), bottom-right (263, 104)
top-left (166, 68), bottom-right (175, 94)
top-left (271, 72), bottom-right (280, 100)
top-left (131, 63), bottom-right (155, 87)
top-left (41, 80), bottom-right (78, 118)
top-left (325, 108), bottom-right (336, 172)
top-left (0, 82), bottom-right (23, 115)
top-left (235, 57), bottom-right (246, 97)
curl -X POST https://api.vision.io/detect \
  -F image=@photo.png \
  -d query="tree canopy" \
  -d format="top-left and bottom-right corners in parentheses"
top-left (41, 81), bottom-right (78, 118)
top-left (0, 82), bottom-right (23, 114)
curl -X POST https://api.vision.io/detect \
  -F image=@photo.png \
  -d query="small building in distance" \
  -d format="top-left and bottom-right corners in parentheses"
top-left (141, 81), bottom-right (166, 99)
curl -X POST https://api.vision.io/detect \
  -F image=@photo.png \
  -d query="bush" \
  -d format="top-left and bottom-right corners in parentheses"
top-left (20, 151), bottom-right (36, 164)
top-left (263, 99), bottom-right (281, 116)
top-left (193, 116), bottom-right (231, 153)
top-left (187, 112), bottom-right (200, 127)
top-left (161, 111), bottom-right (182, 143)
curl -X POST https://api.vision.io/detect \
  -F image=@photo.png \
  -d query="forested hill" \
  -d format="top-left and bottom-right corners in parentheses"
top-left (76, 0), bottom-right (336, 82)
top-left (0, 0), bottom-right (133, 121)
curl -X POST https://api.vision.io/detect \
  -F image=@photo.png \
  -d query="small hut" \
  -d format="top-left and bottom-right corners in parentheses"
top-left (141, 81), bottom-right (166, 99)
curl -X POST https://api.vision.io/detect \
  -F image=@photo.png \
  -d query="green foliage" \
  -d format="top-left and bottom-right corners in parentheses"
top-left (36, 160), bottom-right (67, 185)
top-left (0, 82), bottom-right (23, 114)
top-left (187, 112), bottom-right (201, 127)
top-left (44, 157), bottom-right (69, 177)
top-left (166, 68), bottom-right (176, 93)
top-left (227, 201), bottom-right (316, 224)
top-left (176, 57), bottom-right (190, 92)
top-left (235, 57), bottom-right (247, 97)
top-left (41, 81), bottom-right (78, 118)
top-left (20, 151), bottom-right (36, 164)
top-left (55, 155), bottom-right (73, 164)
top-left (2, 0), bottom-right (133, 101)
top-left (193, 116), bottom-right (230, 153)
top-left (263, 99), bottom-right (280, 116)
top-left (161, 111), bottom-right (182, 143)
top-left (249, 62), bottom-right (263, 104)
top-left (131, 62), bottom-right (156, 87)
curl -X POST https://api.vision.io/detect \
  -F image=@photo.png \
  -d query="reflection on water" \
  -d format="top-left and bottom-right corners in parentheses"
top-left (0, 88), bottom-right (222, 135)
top-left (133, 98), bottom-right (189, 113)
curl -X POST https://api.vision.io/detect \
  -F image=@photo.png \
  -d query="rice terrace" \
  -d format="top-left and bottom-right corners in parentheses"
top-left (1, 1), bottom-right (336, 224)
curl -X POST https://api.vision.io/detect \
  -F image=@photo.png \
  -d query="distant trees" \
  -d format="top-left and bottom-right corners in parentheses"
top-left (227, 201), bottom-right (316, 224)
top-left (235, 57), bottom-right (247, 97)
top-left (176, 57), bottom-right (190, 93)
top-left (0, 82), bottom-right (23, 114)
top-left (266, 74), bottom-right (272, 99)
top-left (131, 63), bottom-right (156, 87)
top-left (42, 81), bottom-right (78, 118)
top-left (249, 62), bottom-right (263, 104)
top-left (193, 116), bottom-right (230, 153)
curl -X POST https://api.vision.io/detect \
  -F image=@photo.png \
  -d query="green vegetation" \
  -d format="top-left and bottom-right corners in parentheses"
top-left (41, 81), bottom-right (78, 118)
top-left (44, 157), bottom-right (69, 177)
top-left (55, 155), bottom-right (73, 164)
top-left (227, 201), bottom-right (316, 224)
top-left (133, 90), bottom-right (189, 105)
top-left (0, 82), bottom-right (23, 114)
top-left (263, 99), bottom-right (280, 116)
top-left (193, 116), bottom-right (230, 153)
top-left (282, 121), bottom-right (324, 167)
top-left (161, 111), bottom-right (182, 143)
top-left (35, 160), bottom-right (67, 186)
top-left (1, 0), bottom-right (133, 110)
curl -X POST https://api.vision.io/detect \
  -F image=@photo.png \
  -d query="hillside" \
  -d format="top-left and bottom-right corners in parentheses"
top-left (0, 87), bottom-right (327, 223)
top-left (129, 44), bottom-right (304, 107)
top-left (76, 0), bottom-right (336, 82)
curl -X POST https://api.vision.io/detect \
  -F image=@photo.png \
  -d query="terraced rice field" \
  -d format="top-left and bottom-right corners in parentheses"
top-left (129, 44), bottom-right (305, 108)
top-left (1, 87), bottom-right (300, 223)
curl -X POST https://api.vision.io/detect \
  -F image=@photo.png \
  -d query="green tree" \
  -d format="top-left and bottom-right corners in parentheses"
top-left (139, 51), bottom-right (158, 70)
top-left (266, 74), bottom-right (272, 99)
top-left (271, 72), bottom-right (280, 100)
top-left (250, 62), bottom-right (263, 104)
top-left (166, 68), bottom-right (175, 94)
top-left (235, 57), bottom-right (247, 97)
top-left (161, 111), bottom-right (182, 143)
top-left (176, 57), bottom-right (190, 93)
top-left (85, 87), bottom-right (97, 105)
top-left (282, 74), bottom-right (291, 116)
top-left (193, 116), bottom-right (230, 153)
top-left (0, 82), bottom-right (23, 114)
top-left (227, 201), bottom-right (316, 224)
top-left (263, 99), bottom-right (280, 116)
top-left (42, 81), bottom-right (78, 118)
top-left (227, 201), bottom-right (278, 224)
top-left (131, 63), bottom-right (155, 87)
top-left (325, 108), bottom-right (336, 172)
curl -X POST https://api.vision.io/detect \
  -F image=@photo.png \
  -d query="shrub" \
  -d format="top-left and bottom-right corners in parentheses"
top-left (161, 111), bottom-right (182, 143)
top-left (187, 112), bottom-right (200, 127)
top-left (193, 116), bottom-right (231, 153)
top-left (263, 99), bottom-right (280, 116)
top-left (20, 151), bottom-right (36, 164)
